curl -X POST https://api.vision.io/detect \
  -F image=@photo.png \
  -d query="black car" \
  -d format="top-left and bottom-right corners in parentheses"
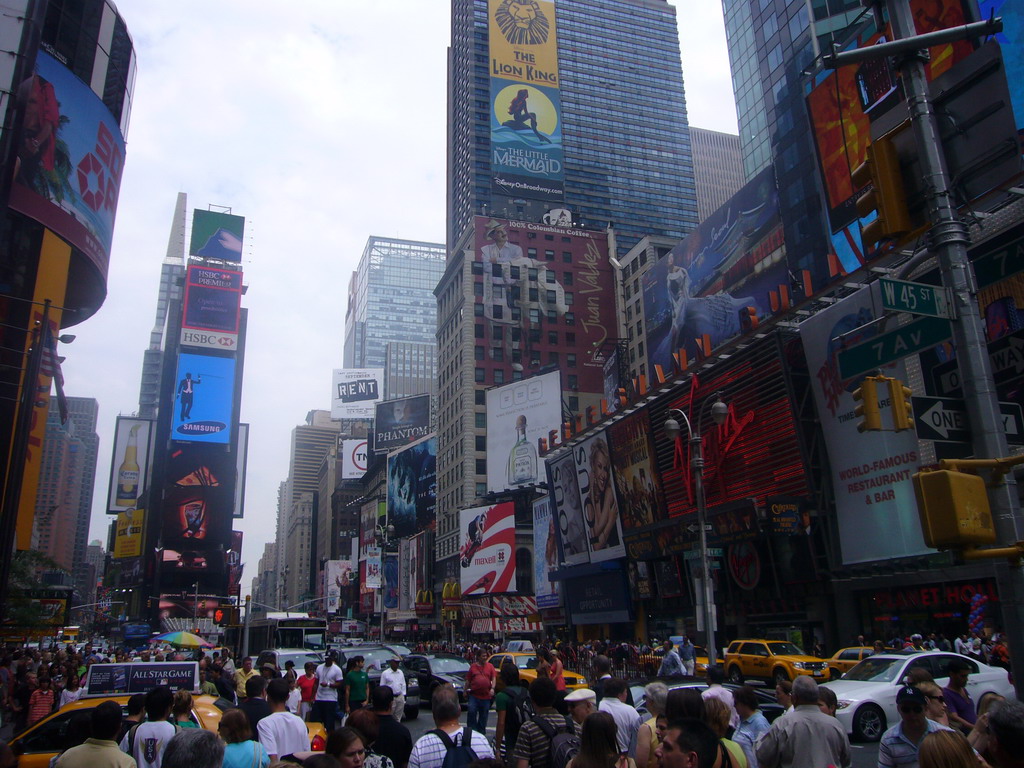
top-left (334, 645), bottom-right (421, 719)
top-left (404, 653), bottom-right (470, 705)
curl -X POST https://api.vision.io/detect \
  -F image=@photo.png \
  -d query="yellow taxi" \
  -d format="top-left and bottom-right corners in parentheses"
top-left (724, 639), bottom-right (829, 685)
top-left (488, 652), bottom-right (589, 690)
top-left (638, 646), bottom-right (723, 677)
top-left (11, 695), bottom-right (326, 768)
top-left (825, 646), bottom-right (874, 679)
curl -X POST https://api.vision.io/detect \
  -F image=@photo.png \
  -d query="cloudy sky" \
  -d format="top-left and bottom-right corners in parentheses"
top-left (72, 1), bottom-right (738, 590)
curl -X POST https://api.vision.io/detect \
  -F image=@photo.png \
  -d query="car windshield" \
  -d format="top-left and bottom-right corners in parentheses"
top-left (432, 658), bottom-right (470, 674)
top-left (842, 657), bottom-right (904, 682)
top-left (767, 642), bottom-right (804, 656)
top-left (280, 652), bottom-right (323, 668)
top-left (356, 649), bottom-right (400, 670)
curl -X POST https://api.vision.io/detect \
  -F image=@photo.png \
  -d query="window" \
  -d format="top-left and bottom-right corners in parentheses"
top-left (492, 304), bottom-right (503, 319)
top-left (546, 290), bottom-right (557, 305)
top-left (474, 303), bottom-right (484, 316)
top-left (567, 353), bottom-right (576, 367)
top-left (475, 368), bottom-right (485, 383)
top-left (566, 333), bottom-right (575, 345)
top-left (548, 352), bottom-right (559, 365)
top-left (475, 412), bottom-right (486, 427)
top-left (544, 250), bottom-right (554, 260)
top-left (528, 268), bottom-right (538, 282)
top-left (475, 389), bottom-right (485, 405)
top-left (530, 309), bottom-right (540, 325)
top-left (546, 271), bottom-right (555, 283)
top-left (568, 396), bottom-right (578, 411)
top-left (475, 435), bottom-right (486, 451)
top-left (564, 272), bottom-right (573, 286)
top-left (475, 459), bottom-right (487, 475)
top-left (471, 261), bottom-right (483, 275)
top-left (473, 282), bottom-right (483, 296)
top-left (568, 374), bottom-right (578, 389)
top-left (562, 252), bottom-right (572, 262)
top-left (474, 346), bottom-right (484, 360)
top-left (565, 292), bottom-right (574, 305)
top-left (492, 325), bottom-right (503, 340)
top-left (475, 324), bottom-right (484, 338)
top-left (565, 312), bottom-right (575, 326)
top-left (548, 331), bottom-right (558, 344)
top-left (476, 482), bottom-right (487, 497)
top-left (529, 288), bottom-right (539, 302)
top-left (491, 347), bottom-right (504, 362)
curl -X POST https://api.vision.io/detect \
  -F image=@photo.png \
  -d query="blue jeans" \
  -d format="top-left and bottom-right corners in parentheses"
top-left (467, 694), bottom-right (492, 733)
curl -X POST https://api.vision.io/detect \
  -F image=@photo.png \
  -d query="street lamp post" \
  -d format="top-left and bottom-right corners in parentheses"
top-left (375, 523), bottom-right (395, 642)
top-left (665, 392), bottom-right (729, 669)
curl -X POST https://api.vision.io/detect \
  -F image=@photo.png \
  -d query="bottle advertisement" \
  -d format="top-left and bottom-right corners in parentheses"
top-left (485, 369), bottom-right (562, 493)
top-left (106, 417), bottom-right (154, 514)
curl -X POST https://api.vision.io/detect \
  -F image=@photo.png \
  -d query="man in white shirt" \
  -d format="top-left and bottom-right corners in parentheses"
top-left (120, 686), bottom-right (177, 768)
top-left (258, 678), bottom-right (310, 761)
top-left (312, 650), bottom-right (344, 732)
top-left (409, 686), bottom-right (493, 768)
top-left (380, 657), bottom-right (407, 721)
top-left (597, 678), bottom-right (642, 756)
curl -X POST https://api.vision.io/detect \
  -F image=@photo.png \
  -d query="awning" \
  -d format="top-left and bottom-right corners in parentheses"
top-left (471, 618), bottom-right (543, 633)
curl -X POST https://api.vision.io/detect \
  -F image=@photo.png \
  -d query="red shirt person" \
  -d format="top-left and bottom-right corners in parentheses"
top-left (466, 650), bottom-right (497, 734)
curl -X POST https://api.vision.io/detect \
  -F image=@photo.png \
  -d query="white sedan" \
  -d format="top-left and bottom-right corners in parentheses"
top-left (822, 651), bottom-right (1014, 742)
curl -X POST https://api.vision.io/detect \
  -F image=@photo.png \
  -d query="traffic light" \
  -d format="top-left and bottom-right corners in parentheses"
top-left (887, 377), bottom-right (914, 431)
top-left (851, 136), bottom-right (912, 248)
top-left (852, 376), bottom-right (882, 432)
top-left (913, 469), bottom-right (995, 548)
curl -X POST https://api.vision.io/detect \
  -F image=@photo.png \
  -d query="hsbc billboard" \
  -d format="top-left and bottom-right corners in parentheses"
top-left (181, 265), bottom-right (242, 350)
top-left (180, 329), bottom-right (238, 351)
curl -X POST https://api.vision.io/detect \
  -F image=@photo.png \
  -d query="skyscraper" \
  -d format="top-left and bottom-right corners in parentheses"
top-left (139, 193), bottom-right (188, 417)
top-left (275, 410), bottom-right (340, 606)
top-left (32, 397), bottom-right (99, 593)
top-left (689, 127), bottom-right (744, 222)
top-left (447, 0), bottom-right (698, 255)
top-left (343, 237), bottom-right (445, 398)
top-left (720, 0), bottom-right (861, 288)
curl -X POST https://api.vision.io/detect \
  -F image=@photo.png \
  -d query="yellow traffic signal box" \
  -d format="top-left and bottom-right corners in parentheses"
top-left (913, 469), bottom-right (996, 548)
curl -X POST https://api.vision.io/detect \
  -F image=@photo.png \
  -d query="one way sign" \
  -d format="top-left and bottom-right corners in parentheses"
top-left (912, 396), bottom-right (1024, 445)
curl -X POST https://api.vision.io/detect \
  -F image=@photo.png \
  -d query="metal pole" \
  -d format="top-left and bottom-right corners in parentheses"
top-left (691, 433), bottom-right (716, 670)
top-left (242, 595), bottom-right (251, 658)
top-left (886, 0), bottom-right (1024, 698)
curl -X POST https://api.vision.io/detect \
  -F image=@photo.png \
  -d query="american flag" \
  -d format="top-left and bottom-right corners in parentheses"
top-left (39, 323), bottom-right (68, 425)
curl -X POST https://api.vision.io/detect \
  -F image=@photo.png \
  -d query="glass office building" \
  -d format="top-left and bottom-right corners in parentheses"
top-left (447, 0), bottom-right (699, 256)
top-left (721, 0), bottom-right (868, 289)
top-left (343, 237), bottom-right (446, 395)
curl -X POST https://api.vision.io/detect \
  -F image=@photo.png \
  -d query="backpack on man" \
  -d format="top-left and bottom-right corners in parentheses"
top-left (530, 714), bottom-right (580, 768)
top-left (431, 726), bottom-right (479, 768)
top-left (503, 685), bottom-right (534, 751)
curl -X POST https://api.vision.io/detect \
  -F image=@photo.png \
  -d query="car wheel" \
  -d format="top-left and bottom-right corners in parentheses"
top-left (772, 668), bottom-right (789, 686)
top-left (852, 704), bottom-right (885, 742)
top-left (727, 666), bottom-right (744, 684)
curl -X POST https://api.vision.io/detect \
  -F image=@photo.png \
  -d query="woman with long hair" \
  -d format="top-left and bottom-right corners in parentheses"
top-left (915, 681), bottom-right (951, 727)
top-left (703, 697), bottom-right (748, 768)
top-left (567, 711), bottom-right (634, 768)
top-left (218, 708), bottom-right (270, 768)
top-left (665, 687), bottom-right (704, 722)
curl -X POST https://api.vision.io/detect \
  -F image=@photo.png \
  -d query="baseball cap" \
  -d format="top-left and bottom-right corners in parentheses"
top-left (564, 688), bottom-right (597, 703)
top-left (896, 686), bottom-right (926, 706)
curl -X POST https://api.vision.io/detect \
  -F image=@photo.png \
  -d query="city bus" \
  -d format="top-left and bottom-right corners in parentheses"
top-left (242, 613), bottom-right (328, 654)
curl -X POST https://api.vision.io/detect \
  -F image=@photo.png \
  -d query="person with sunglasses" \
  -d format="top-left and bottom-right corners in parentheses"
top-left (878, 686), bottom-right (955, 768)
